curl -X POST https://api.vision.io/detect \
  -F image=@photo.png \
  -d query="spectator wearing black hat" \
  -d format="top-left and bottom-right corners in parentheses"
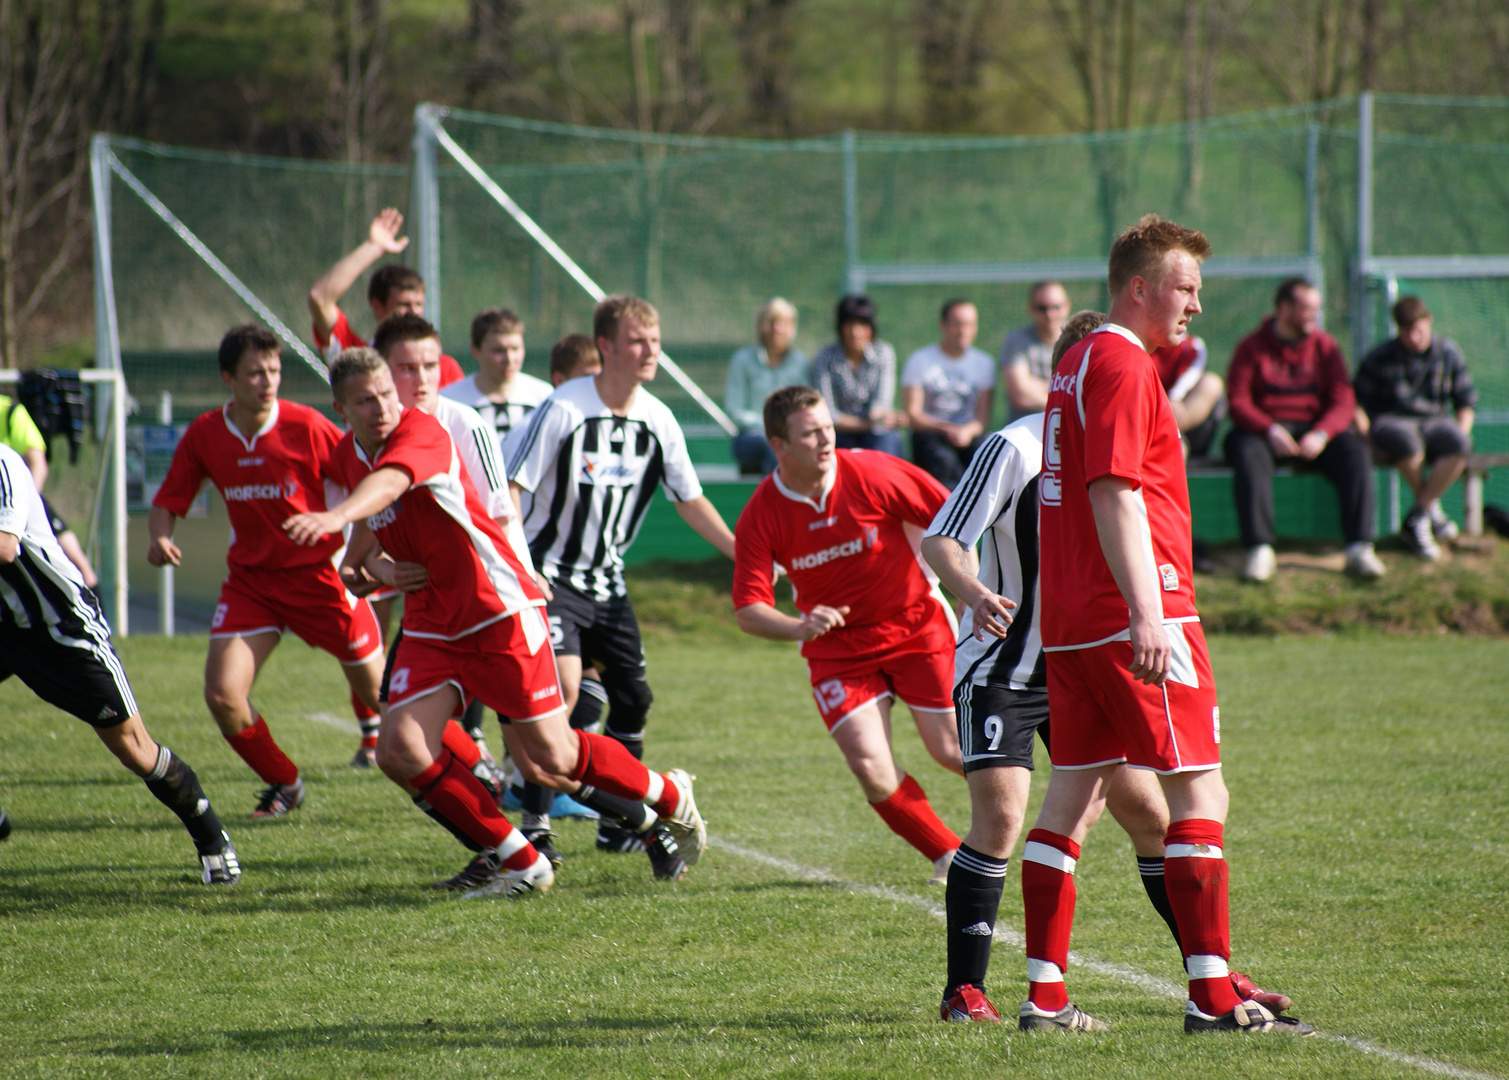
top-left (810, 294), bottom-right (906, 458)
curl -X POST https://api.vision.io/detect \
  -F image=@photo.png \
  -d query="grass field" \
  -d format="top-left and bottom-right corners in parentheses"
top-left (2, 626), bottom-right (1507, 1079)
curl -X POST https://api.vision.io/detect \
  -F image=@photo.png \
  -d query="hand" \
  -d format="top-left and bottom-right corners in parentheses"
top-left (146, 535), bottom-right (181, 568)
top-left (968, 593), bottom-right (1017, 641)
top-left (1127, 615), bottom-right (1170, 686)
top-left (890, 409), bottom-right (910, 429)
top-left (870, 409), bottom-right (894, 431)
top-left (1296, 430), bottom-right (1328, 460)
top-left (945, 424), bottom-right (974, 448)
top-left (282, 511), bottom-right (344, 546)
top-left (387, 561), bottom-right (429, 593)
top-left (533, 572), bottom-right (555, 602)
top-left (368, 208), bottom-right (409, 254)
top-left (1266, 424), bottom-right (1301, 459)
top-left (340, 563), bottom-right (384, 598)
top-left (797, 604), bottom-right (850, 641)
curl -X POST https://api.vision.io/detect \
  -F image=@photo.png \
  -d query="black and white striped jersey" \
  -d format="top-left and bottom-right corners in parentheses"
top-left (430, 396), bottom-right (513, 523)
top-left (440, 372), bottom-right (554, 451)
top-left (505, 376), bottom-right (702, 601)
top-left (922, 414), bottom-right (1046, 691)
top-left (0, 444), bottom-right (117, 646)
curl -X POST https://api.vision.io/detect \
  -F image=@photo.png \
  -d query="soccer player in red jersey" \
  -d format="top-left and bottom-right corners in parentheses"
top-left (306, 208), bottom-right (465, 387)
top-left (732, 385), bottom-right (963, 883)
top-left (147, 325), bottom-right (385, 817)
top-left (284, 350), bottom-right (705, 896)
top-left (1021, 216), bottom-right (1311, 1036)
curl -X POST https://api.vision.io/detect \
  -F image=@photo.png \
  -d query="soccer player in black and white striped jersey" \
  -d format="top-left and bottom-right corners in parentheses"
top-left (506, 295), bottom-right (736, 855)
top-left (922, 311), bottom-right (1290, 1025)
top-left (0, 443), bottom-right (240, 884)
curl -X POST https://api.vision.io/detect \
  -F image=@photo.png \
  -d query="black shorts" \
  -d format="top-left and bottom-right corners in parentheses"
top-left (0, 624), bottom-right (138, 729)
top-left (953, 683), bottom-right (1049, 773)
top-left (545, 580), bottom-right (646, 680)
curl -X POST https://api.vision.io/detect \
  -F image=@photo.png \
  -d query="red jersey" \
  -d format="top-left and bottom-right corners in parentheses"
top-left (1150, 337), bottom-right (1206, 400)
top-left (154, 401), bottom-right (345, 571)
top-left (1038, 324), bottom-right (1198, 649)
top-left (732, 450), bottom-right (950, 662)
top-left (326, 407), bottom-right (543, 641)
top-left (314, 308), bottom-right (465, 387)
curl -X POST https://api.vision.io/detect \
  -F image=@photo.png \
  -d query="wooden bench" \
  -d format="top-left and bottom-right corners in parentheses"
top-left (1464, 453), bottom-right (1509, 536)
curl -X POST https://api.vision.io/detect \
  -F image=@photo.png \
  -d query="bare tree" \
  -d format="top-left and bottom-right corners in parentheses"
top-left (324, 0), bottom-right (389, 165)
top-left (914, 0), bottom-right (996, 131)
top-left (467, 0), bottom-right (525, 106)
top-left (733, 0), bottom-right (800, 133)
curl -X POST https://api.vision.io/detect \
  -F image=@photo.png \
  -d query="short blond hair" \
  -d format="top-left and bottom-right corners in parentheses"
top-left (594, 295), bottom-right (659, 343)
top-left (1051, 311), bottom-right (1108, 372)
top-left (757, 297), bottom-right (797, 336)
top-left (1107, 214), bottom-right (1210, 297)
top-left (329, 346), bottom-right (387, 401)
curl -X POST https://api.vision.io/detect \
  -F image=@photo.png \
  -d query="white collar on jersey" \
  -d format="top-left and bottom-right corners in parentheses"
top-left (771, 463), bottom-right (837, 513)
top-left (1093, 322), bottom-right (1146, 350)
top-left (221, 399), bottom-right (280, 452)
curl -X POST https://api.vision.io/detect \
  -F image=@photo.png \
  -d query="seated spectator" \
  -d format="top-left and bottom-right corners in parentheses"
top-left (901, 299), bottom-right (994, 489)
top-left (811, 294), bottom-right (905, 458)
top-left (1151, 335), bottom-right (1225, 459)
top-left (724, 298), bottom-right (810, 475)
top-left (1226, 277), bottom-right (1382, 581)
top-left (1354, 296), bottom-right (1477, 560)
top-left (999, 281), bottom-right (1070, 419)
top-left (548, 333), bottom-right (603, 387)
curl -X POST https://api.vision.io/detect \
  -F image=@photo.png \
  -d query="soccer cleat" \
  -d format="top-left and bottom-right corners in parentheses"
top-left (1243, 544), bottom-right (1276, 582)
top-left (551, 791), bottom-right (599, 820)
top-left (1184, 998), bottom-right (1314, 1035)
top-left (200, 832), bottom-right (241, 885)
top-left (1428, 501), bottom-right (1460, 541)
top-left (462, 850), bottom-right (555, 899)
top-left (0, 808), bottom-right (10, 841)
top-left (1019, 1001), bottom-right (1110, 1032)
top-left (642, 824), bottom-right (687, 881)
top-left (596, 820), bottom-right (642, 853)
top-left (1403, 508), bottom-right (1441, 560)
top-left (663, 768), bottom-right (706, 866)
top-left (252, 778), bottom-right (305, 819)
top-left (942, 984), bottom-right (1002, 1023)
top-left (1230, 970), bottom-right (1292, 1013)
top-left (930, 848), bottom-right (956, 886)
top-left (349, 745), bottom-right (377, 769)
top-left (472, 759), bottom-right (508, 811)
top-left (523, 827), bottom-right (564, 870)
top-left (1344, 542), bottom-right (1386, 579)
top-left (431, 850), bottom-right (501, 892)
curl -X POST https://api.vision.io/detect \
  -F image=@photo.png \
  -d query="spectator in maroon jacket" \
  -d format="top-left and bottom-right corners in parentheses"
top-left (1225, 278), bottom-right (1382, 581)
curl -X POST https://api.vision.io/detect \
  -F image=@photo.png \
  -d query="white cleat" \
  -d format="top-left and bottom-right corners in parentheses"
top-left (663, 768), bottom-right (706, 867)
top-left (1242, 544), bottom-right (1276, 582)
top-left (930, 848), bottom-right (956, 886)
top-left (462, 850), bottom-right (554, 899)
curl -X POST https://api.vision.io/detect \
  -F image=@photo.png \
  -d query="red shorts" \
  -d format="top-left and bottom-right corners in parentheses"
top-left (211, 562), bottom-right (382, 665)
top-left (385, 609), bottom-right (564, 721)
top-left (1045, 621), bottom-right (1221, 773)
top-left (806, 609), bottom-right (955, 732)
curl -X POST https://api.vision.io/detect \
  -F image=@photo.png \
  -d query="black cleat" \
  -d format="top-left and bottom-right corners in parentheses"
top-left (349, 745), bottom-right (377, 769)
top-left (0, 807), bottom-right (11, 841)
top-left (596, 820), bottom-right (641, 853)
top-left (200, 832), bottom-right (241, 885)
top-left (642, 824), bottom-right (687, 881)
top-left (252, 778), bottom-right (305, 819)
top-left (523, 828), bottom-right (564, 870)
top-left (432, 850), bottom-right (501, 892)
top-left (1184, 999), bottom-right (1314, 1035)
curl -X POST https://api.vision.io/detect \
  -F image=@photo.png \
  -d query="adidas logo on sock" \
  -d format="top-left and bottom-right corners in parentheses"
top-left (962, 921), bottom-right (994, 936)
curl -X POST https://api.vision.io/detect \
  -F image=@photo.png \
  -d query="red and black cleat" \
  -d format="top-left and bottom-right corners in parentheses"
top-left (1230, 970), bottom-right (1292, 1014)
top-left (941, 984), bottom-right (1003, 1023)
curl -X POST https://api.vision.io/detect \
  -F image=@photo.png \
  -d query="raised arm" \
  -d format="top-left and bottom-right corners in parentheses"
top-left (307, 208), bottom-right (409, 339)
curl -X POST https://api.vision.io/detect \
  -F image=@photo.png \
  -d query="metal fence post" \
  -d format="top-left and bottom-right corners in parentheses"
top-left (842, 130), bottom-right (860, 295)
top-left (411, 105), bottom-right (443, 333)
top-left (90, 134), bottom-right (128, 635)
top-left (1352, 92), bottom-right (1374, 364)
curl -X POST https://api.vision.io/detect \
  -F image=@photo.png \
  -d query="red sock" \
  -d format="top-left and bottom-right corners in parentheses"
top-left (569, 730), bottom-right (656, 802)
top-left (1164, 818), bottom-right (1241, 1016)
top-left (411, 750), bottom-right (531, 862)
top-left (352, 690), bottom-right (379, 745)
top-left (649, 773), bottom-right (680, 819)
top-left (1022, 829), bottom-right (1079, 1012)
top-left (442, 720), bottom-right (482, 770)
top-left (225, 716), bottom-right (299, 786)
top-left (869, 774), bottom-right (960, 862)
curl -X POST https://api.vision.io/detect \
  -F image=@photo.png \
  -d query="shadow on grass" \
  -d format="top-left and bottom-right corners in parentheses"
top-left (0, 874), bottom-right (444, 918)
top-left (91, 1008), bottom-right (913, 1059)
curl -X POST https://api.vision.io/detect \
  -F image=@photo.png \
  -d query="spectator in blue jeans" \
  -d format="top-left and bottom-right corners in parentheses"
top-left (725, 298), bottom-right (810, 475)
top-left (1354, 295), bottom-right (1477, 561)
top-left (811, 294), bottom-right (906, 458)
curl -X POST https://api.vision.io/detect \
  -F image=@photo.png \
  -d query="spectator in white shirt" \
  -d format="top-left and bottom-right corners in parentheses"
top-left (902, 299), bottom-right (996, 489)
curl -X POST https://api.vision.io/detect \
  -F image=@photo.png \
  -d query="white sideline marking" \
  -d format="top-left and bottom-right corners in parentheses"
top-left (709, 836), bottom-right (1506, 1080)
top-left (303, 711), bottom-right (361, 735)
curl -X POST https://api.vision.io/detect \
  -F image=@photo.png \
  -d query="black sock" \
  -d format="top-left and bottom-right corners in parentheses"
top-left (411, 794), bottom-right (484, 852)
top-left (945, 844), bottom-right (1007, 997)
top-left (571, 679), bottom-right (608, 730)
top-left (461, 699), bottom-right (487, 742)
top-left (522, 780), bottom-right (554, 816)
top-left (143, 747), bottom-right (227, 856)
top-left (605, 727), bottom-right (645, 760)
top-left (1138, 854), bottom-right (1184, 955)
top-left (575, 784), bottom-right (653, 834)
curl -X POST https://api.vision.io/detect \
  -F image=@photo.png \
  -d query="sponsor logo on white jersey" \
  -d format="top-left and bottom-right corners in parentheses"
top-left (579, 451), bottom-right (647, 486)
